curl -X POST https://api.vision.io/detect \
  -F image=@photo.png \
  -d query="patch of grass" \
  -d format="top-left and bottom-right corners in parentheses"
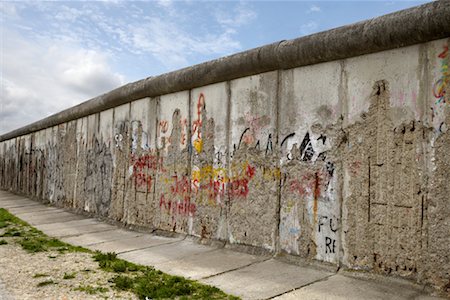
top-left (63, 272), bottom-right (76, 280)
top-left (0, 221), bottom-right (8, 228)
top-left (111, 270), bottom-right (239, 299)
top-left (0, 208), bottom-right (28, 226)
top-left (93, 251), bottom-right (143, 273)
top-left (33, 273), bottom-right (49, 278)
top-left (1, 227), bottom-right (23, 237)
top-left (0, 239), bottom-right (7, 245)
top-left (74, 285), bottom-right (108, 295)
top-left (37, 280), bottom-right (56, 287)
top-left (112, 275), bottom-right (134, 290)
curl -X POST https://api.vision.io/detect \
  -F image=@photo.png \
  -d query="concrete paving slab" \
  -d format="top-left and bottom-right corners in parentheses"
top-left (41, 222), bottom-right (116, 238)
top-left (118, 239), bottom-right (216, 265)
top-left (89, 234), bottom-right (181, 253)
top-left (19, 211), bottom-right (86, 225)
top-left (272, 274), bottom-right (446, 300)
top-left (61, 229), bottom-right (143, 246)
top-left (200, 259), bottom-right (332, 300)
top-left (156, 248), bottom-right (267, 280)
top-left (8, 205), bottom-right (60, 214)
top-left (34, 218), bottom-right (100, 231)
top-left (14, 208), bottom-right (66, 218)
top-left (0, 200), bottom-right (39, 208)
top-left (0, 196), bottom-right (30, 201)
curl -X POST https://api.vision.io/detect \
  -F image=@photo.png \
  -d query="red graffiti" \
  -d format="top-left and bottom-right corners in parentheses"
top-left (132, 154), bottom-right (165, 172)
top-left (133, 172), bottom-right (152, 189)
top-left (171, 175), bottom-right (191, 195)
top-left (159, 120), bottom-right (169, 133)
top-left (289, 180), bottom-right (307, 196)
top-left (245, 164), bottom-right (256, 179)
top-left (229, 178), bottom-right (250, 197)
top-left (349, 161), bottom-right (362, 175)
top-left (288, 169), bottom-right (330, 197)
top-left (192, 93), bottom-right (205, 138)
top-left (130, 154), bottom-right (164, 189)
top-left (438, 45), bottom-right (448, 59)
top-left (159, 194), bottom-right (196, 216)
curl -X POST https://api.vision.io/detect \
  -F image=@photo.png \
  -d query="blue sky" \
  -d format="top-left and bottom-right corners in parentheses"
top-left (0, 0), bottom-right (431, 134)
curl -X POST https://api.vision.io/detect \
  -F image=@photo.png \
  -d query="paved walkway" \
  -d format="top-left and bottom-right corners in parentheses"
top-left (0, 190), bottom-right (444, 300)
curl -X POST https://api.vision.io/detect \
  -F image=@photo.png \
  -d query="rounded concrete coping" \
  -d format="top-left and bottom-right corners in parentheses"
top-left (1, 1), bottom-right (449, 142)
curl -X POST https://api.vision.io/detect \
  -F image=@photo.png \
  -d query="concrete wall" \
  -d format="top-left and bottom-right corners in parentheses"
top-left (1, 2), bottom-right (449, 295)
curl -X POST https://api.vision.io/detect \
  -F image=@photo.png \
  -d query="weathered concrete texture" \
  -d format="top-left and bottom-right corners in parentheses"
top-left (154, 91), bottom-right (192, 234)
top-left (189, 83), bottom-right (228, 240)
top-left (228, 72), bottom-right (279, 251)
top-left (279, 62), bottom-right (343, 263)
top-left (342, 81), bottom-right (428, 280)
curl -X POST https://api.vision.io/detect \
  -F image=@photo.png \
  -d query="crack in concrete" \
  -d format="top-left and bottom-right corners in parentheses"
top-left (265, 273), bottom-right (336, 300)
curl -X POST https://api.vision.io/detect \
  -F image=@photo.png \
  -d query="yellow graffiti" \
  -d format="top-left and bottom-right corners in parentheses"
top-left (193, 138), bottom-right (203, 153)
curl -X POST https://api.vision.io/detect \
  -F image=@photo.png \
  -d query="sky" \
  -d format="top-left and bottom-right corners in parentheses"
top-left (0, 0), bottom-right (432, 135)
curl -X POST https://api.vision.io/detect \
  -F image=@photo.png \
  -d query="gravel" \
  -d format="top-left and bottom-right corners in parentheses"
top-left (0, 238), bottom-right (137, 300)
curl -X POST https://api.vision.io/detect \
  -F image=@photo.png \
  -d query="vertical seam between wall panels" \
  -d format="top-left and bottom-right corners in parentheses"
top-left (188, 89), bottom-right (193, 235)
top-left (225, 80), bottom-right (232, 241)
top-left (275, 70), bottom-right (282, 254)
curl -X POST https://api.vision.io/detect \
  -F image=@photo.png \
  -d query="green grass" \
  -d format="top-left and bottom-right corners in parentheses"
top-left (33, 273), bottom-right (49, 278)
top-left (37, 280), bottom-right (56, 287)
top-left (74, 285), bottom-right (108, 295)
top-left (0, 239), bottom-right (7, 245)
top-left (0, 207), bottom-right (240, 300)
top-left (63, 272), bottom-right (76, 280)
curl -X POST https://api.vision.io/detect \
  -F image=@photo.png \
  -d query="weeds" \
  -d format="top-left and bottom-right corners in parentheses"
top-left (33, 273), bottom-right (49, 278)
top-left (63, 272), bottom-right (76, 280)
top-left (93, 251), bottom-right (143, 273)
top-left (37, 280), bottom-right (56, 287)
top-left (0, 239), bottom-right (7, 245)
top-left (74, 285), bottom-right (108, 295)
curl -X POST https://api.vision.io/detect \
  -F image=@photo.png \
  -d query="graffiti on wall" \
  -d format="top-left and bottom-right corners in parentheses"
top-left (433, 45), bottom-right (449, 105)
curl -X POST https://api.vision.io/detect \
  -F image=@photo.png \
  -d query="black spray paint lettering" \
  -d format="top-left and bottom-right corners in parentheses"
top-left (318, 215), bottom-right (339, 233)
top-left (325, 237), bottom-right (336, 254)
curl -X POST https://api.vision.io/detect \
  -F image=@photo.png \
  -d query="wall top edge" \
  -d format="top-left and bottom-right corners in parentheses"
top-left (1, 1), bottom-right (449, 142)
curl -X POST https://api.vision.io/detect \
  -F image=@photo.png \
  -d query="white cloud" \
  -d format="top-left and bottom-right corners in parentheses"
top-left (308, 5), bottom-right (321, 13)
top-left (215, 2), bottom-right (257, 27)
top-left (124, 18), bottom-right (241, 69)
top-left (300, 21), bottom-right (319, 36)
top-left (0, 29), bottom-right (125, 134)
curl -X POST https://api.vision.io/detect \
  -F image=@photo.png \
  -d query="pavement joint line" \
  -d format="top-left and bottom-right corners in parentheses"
top-left (83, 233), bottom-right (146, 246)
top-left (15, 209), bottom-right (66, 217)
top-left (8, 206), bottom-right (58, 213)
top-left (265, 273), bottom-right (336, 300)
top-left (199, 256), bottom-right (273, 280)
top-left (50, 227), bottom-right (120, 239)
top-left (0, 197), bottom-right (31, 200)
top-left (0, 203), bottom-right (41, 209)
top-left (29, 217), bottom-right (88, 226)
top-left (60, 229), bottom-right (121, 241)
top-left (114, 236), bottom-right (191, 254)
